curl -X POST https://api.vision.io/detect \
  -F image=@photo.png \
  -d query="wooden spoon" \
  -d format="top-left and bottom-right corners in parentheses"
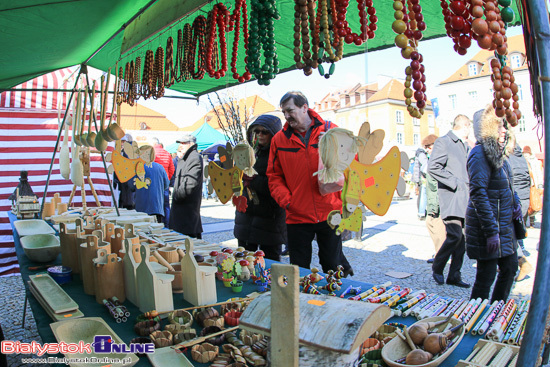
top-left (79, 86), bottom-right (89, 147)
top-left (94, 75), bottom-right (108, 152)
top-left (86, 82), bottom-right (97, 147)
top-left (73, 90), bottom-right (83, 146)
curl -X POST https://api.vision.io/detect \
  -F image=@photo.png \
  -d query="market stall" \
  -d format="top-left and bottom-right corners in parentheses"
top-left (1, 0), bottom-right (549, 365)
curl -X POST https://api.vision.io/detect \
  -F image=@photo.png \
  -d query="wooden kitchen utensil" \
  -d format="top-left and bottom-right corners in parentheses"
top-left (93, 248), bottom-right (125, 304)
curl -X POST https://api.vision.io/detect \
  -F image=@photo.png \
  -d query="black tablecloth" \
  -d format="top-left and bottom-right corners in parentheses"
top-left (9, 212), bottom-right (482, 366)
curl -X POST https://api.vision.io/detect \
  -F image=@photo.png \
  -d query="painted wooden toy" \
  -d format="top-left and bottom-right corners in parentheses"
top-left (232, 142), bottom-right (257, 176)
top-left (106, 140), bottom-right (150, 189)
top-left (327, 207), bottom-right (364, 235)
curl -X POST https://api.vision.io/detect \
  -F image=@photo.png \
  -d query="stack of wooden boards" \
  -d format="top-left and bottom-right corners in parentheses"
top-left (28, 273), bottom-right (83, 321)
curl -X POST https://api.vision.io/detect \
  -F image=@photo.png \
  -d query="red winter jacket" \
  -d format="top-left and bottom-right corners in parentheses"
top-left (154, 145), bottom-right (175, 180)
top-left (267, 109), bottom-right (341, 224)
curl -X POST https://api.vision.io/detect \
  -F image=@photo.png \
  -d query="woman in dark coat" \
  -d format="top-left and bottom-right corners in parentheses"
top-left (466, 106), bottom-right (522, 302)
top-left (169, 135), bottom-right (204, 238)
top-left (234, 114), bottom-right (287, 261)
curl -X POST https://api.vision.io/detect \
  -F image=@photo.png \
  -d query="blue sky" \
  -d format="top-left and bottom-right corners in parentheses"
top-left (140, 26), bottom-right (523, 128)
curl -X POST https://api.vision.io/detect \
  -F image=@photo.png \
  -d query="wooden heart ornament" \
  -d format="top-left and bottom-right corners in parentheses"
top-left (357, 121), bottom-right (385, 164)
top-left (344, 146), bottom-right (401, 216)
top-left (208, 162), bottom-right (243, 204)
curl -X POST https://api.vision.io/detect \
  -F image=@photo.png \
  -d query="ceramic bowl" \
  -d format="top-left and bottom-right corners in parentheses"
top-left (20, 234), bottom-right (61, 262)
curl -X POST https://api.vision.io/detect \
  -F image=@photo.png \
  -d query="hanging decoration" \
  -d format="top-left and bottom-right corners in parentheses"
top-left (293, 0), bottom-right (316, 76)
top-left (333, 0), bottom-right (378, 46)
top-left (470, 0), bottom-right (507, 53)
top-left (247, 0), bottom-right (280, 85)
top-left (229, 0), bottom-right (252, 82)
top-left (189, 15), bottom-right (208, 80)
top-left (440, 0), bottom-right (473, 55)
top-left (206, 3), bottom-right (229, 79)
top-left (392, 0), bottom-right (427, 118)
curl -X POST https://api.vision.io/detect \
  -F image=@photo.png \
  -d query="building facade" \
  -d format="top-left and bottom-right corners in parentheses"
top-left (434, 34), bottom-right (544, 157)
top-left (313, 76), bottom-right (438, 157)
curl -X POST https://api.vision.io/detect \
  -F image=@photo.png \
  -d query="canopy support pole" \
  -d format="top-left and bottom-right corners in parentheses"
top-left (83, 0), bottom-right (159, 65)
top-left (516, 1), bottom-right (550, 366)
top-left (83, 68), bottom-right (120, 217)
top-left (39, 66), bottom-right (83, 217)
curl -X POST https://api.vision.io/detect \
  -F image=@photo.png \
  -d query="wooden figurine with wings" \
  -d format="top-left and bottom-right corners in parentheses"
top-left (319, 122), bottom-right (409, 235)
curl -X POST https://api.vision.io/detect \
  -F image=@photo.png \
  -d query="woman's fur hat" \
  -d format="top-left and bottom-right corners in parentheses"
top-left (472, 105), bottom-right (515, 169)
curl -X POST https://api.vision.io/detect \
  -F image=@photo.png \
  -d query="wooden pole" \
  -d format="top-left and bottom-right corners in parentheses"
top-left (271, 263), bottom-right (299, 367)
top-left (516, 1), bottom-right (550, 365)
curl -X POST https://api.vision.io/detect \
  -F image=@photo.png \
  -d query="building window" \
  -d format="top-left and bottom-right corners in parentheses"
top-left (396, 110), bottom-right (404, 124)
top-left (518, 115), bottom-right (526, 132)
top-left (360, 93), bottom-right (366, 104)
top-left (413, 118), bottom-right (420, 126)
top-left (518, 84), bottom-right (523, 100)
top-left (469, 91), bottom-right (478, 102)
top-left (449, 94), bottom-right (457, 110)
top-left (428, 114), bottom-right (434, 127)
top-left (511, 54), bottom-right (522, 69)
top-left (468, 63), bottom-right (478, 76)
top-left (397, 132), bottom-right (403, 145)
top-left (414, 134), bottom-right (420, 146)
top-left (340, 96), bottom-right (346, 107)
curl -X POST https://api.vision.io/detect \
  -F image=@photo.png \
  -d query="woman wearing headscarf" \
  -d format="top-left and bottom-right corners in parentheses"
top-left (466, 105), bottom-right (522, 302)
top-left (233, 114), bottom-right (287, 261)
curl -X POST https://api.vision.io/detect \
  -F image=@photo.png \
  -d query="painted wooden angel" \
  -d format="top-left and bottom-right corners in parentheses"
top-left (106, 140), bottom-right (151, 189)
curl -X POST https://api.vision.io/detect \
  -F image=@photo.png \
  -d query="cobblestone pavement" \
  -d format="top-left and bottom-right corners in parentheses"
top-left (0, 196), bottom-right (541, 366)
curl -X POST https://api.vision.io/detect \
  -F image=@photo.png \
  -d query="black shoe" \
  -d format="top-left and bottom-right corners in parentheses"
top-left (433, 272), bottom-right (445, 285)
top-left (447, 278), bottom-right (471, 288)
top-left (343, 267), bottom-right (355, 278)
top-left (427, 257), bottom-right (434, 264)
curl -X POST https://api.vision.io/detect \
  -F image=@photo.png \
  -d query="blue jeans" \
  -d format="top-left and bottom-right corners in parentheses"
top-left (418, 184), bottom-right (427, 217)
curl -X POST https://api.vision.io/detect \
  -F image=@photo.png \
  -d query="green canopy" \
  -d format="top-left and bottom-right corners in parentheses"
top-left (0, 0), bottom-right (522, 96)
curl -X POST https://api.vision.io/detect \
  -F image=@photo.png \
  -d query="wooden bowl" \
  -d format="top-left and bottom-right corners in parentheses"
top-left (21, 234), bottom-right (60, 262)
top-left (381, 316), bottom-right (465, 367)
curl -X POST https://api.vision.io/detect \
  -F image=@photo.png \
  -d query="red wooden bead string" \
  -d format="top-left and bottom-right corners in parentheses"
top-left (440, 0), bottom-right (473, 55)
top-left (205, 3), bottom-right (229, 79)
top-left (333, 0), bottom-right (377, 45)
top-left (229, 0), bottom-right (252, 82)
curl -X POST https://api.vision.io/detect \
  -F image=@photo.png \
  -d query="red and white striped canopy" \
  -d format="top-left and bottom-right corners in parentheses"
top-left (0, 68), bottom-right (114, 276)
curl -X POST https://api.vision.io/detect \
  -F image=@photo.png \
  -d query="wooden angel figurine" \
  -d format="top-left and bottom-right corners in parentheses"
top-left (232, 143), bottom-right (257, 177)
top-left (315, 128), bottom-right (366, 184)
top-left (106, 139), bottom-right (149, 188)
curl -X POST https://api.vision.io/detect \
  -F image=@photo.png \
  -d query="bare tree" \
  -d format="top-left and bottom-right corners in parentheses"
top-left (207, 91), bottom-right (254, 146)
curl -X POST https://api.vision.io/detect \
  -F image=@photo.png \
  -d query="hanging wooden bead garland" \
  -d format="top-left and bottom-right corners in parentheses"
top-left (392, 0), bottom-right (427, 118)
top-left (153, 46), bottom-right (165, 99)
top-left (333, 0), bottom-right (378, 45)
top-left (470, 0), bottom-right (507, 53)
top-left (293, 0), bottom-right (315, 76)
top-left (247, 0), bottom-right (280, 85)
top-left (128, 60), bottom-right (137, 106)
top-left (142, 49), bottom-right (155, 99)
top-left (229, 0), bottom-right (252, 82)
top-left (117, 66), bottom-right (125, 105)
top-left (205, 3), bottom-right (229, 79)
top-left (440, 0), bottom-right (472, 55)
top-left (133, 56), bottom-right (142, 103)
top-left (188, 15), bottom-right (208, 80)
top-left (165, 36), bottom-right (175, 88)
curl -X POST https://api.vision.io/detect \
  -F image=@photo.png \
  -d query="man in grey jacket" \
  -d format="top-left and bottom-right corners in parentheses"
top-left (428, 115), bottom-right (471, 288)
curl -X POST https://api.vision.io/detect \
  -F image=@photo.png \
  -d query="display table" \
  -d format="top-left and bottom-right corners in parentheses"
top-left (9, 212), bottom-right (483, 366)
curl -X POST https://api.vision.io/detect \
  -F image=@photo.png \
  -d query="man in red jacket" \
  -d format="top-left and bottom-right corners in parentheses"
top-left (267, 91), bottom-right (353, 276)
top-left (153, 138), bottom-right (175, 226)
